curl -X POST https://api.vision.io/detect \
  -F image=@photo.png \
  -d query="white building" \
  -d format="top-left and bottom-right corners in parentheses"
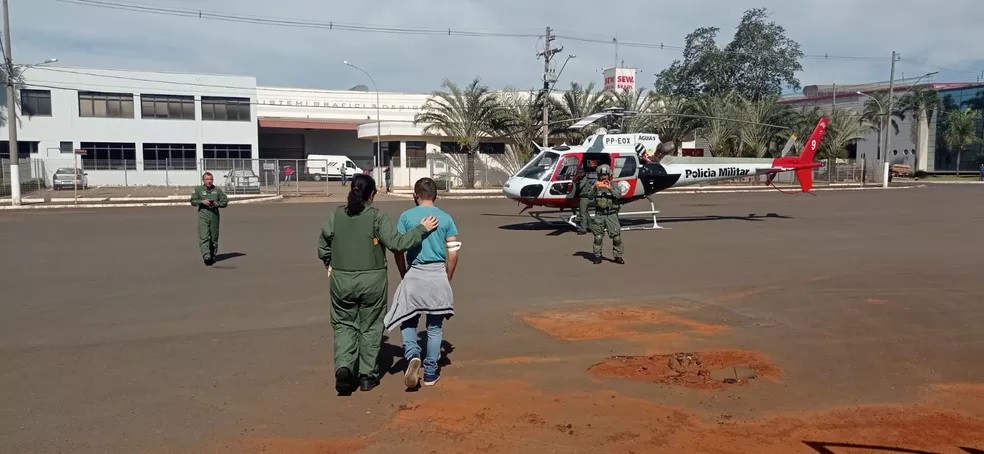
top-left (3, 66), bottom-right (258, 187)
top-left (255, 86), bottom-right (520, 188)
top-left (5, 64), bottom-right (706, 190)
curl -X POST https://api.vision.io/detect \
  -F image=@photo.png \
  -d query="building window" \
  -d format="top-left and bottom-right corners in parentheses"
top-left (440, 141), bottom-right (466, 153)
top-left (78, 91), bottom-right (135, 118)
top-left (374, 141), bottom-right (401, 167)
top-left (478, 142), bottom-right (506, 154)
top-left (201, 96), bottom-right (250, 121)
top-left (79, 142), bottom-right (137, 170)
top-left (60, 141), bottom-right (74, 153)
top-left (143, 143), bottom-right (197, 170)
top-left (141, 94), bottom-right (195, 120)
top-left (203, 144), bottom-right (252, 170)
top-left (406, 141), bottom-right (427, 168)
top-left (20, 89), bottom-right (52, 116)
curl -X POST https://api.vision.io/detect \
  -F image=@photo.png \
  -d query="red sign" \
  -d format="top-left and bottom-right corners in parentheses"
top-left (74, 149), bottom-right (87, 155)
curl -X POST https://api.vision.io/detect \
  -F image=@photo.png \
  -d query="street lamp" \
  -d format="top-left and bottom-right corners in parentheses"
top-left (5, 57), bottom-right (59, 206)
top-left (343, 60), bottom-right (382, 188)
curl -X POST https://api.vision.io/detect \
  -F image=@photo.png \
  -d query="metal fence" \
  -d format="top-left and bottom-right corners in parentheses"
top-left (1, 155), bottom-right (889, 199)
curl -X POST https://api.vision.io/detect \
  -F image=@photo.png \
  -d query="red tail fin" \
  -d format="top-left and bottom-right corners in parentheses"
top-left (795, 168), bottom-right (813, 192)
top-left (798, 116), bottom-right (830, 164)
top-left (769, 116), bottom-right (830, 193)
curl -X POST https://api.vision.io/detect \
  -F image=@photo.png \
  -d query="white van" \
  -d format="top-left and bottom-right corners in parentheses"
top-left (304, 154), bottom-right (364, 181)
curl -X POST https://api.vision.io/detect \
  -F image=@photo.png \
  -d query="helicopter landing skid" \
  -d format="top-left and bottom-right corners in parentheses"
top-left (527, 199), bottom-right (667, 231)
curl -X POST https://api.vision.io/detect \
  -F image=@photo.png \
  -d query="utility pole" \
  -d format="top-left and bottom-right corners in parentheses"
top-left (537, 26), bottom-right (562, 148)
top-left (2, 0), bottom-right (20, 206)
top-left (882, 51), bottom-right (899, 187)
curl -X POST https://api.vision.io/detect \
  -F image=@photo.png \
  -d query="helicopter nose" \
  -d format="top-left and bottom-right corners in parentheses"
top-left (503, 177), bottom-right (543, 200)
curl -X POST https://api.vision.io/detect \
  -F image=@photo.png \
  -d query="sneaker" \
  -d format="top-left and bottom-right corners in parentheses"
top-left (423, 374), bottom-right (440, 387)
top-left (404, 357), bottom-right (422, 389)
top-left (334, 367), bottom-right (356, 395)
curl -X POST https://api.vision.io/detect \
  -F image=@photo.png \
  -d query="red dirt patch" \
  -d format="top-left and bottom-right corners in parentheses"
top-left (586, 350), bottom-right (783, 391)
top-left (373, 378), bottom-right (984, 453)
top-left (202, 436), bottom-right (368, 453)
top-left (200, 379), bottom-right (984, 453)
top-left (518, 305), bottom-right (727, 346)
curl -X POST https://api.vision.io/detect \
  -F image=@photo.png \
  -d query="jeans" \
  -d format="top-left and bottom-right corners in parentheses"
top-left (400, 314), bottom-right (444, 378)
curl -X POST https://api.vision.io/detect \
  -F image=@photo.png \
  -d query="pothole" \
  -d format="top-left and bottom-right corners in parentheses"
top-left (587, 350), bottom-right (782, 391)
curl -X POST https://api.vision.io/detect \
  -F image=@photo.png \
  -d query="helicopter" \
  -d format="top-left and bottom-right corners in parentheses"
top-left (501, 107), bottom-right (830, 230)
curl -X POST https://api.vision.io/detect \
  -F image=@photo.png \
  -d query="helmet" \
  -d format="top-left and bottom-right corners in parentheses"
top-left (597, 164), bottom-right (611, 176)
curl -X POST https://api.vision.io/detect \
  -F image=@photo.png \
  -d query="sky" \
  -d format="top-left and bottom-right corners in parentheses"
top-left (13, 0), bottom-right (984, 95)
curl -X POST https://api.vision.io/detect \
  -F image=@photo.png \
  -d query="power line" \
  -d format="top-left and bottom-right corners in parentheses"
top-left (53, 0), bottom-right (893, 63)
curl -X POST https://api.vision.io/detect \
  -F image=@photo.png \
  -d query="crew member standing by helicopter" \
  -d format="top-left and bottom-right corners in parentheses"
top-left (572, 167), bottom-right (592, 235)
top-left (587, 164), bottom-right (624, 264)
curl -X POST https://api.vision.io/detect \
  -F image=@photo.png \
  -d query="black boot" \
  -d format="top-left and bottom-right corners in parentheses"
top-left (614, 256), bottom-right (625, 265)
top-left (593, 254), bottom-right (603, 264)
top-left (359, 374), bottom-right (380, 392)
top-left (335, 367), bottom-right (357, 395)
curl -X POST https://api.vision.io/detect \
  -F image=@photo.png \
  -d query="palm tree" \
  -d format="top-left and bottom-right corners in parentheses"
top-left (490, 88), bottom-right (544, 175)
top-left (943, 107), bottom-right (982, 176)
top-left (898, 88), bottom-right (941, 171)
top-left (859, 92), bottom-right (905, 162)
top-left (820, 107), bottom-right (870, 174)
top-left (650, 94), bottom-right (700, 157)
top-left (693, 92), bottom-right (742, 156)
top-left (608, 88), bottom-right (660, 133)
top-left (737, 95), bottom-right (795, 158)
top-left (549, 81), bottom-right (613, 144)
top-left (413, 78), bottom-right (509, 189)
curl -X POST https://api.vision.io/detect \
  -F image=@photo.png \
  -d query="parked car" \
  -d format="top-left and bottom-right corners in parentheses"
top-left (224, 168), bottom-right (261, 194)
top-left (52, 167), bottom-right (88, 190)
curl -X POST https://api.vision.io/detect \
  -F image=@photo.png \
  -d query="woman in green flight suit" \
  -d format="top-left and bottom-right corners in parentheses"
top-left (317, 173), bottom-right (439, 395)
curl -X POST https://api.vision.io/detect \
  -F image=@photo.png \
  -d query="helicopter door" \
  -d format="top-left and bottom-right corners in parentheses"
top-left (548, 155), bottom-right (581, 195)
top-left (611, 155), bottom-right (638, 181)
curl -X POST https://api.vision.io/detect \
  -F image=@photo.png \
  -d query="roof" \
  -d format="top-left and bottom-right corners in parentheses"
top-left (779, 82), bottom-right (984, 105)
top-left (257, 118), bottom-right (366, 130)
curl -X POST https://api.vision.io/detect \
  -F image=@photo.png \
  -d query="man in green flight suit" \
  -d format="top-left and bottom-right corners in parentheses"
top-left (190, 172), bottom-right (229, 266)
top-left (572, 167), bottom-right (593, 235)
top-left (317, 174), bottom-right (439, 395)
top-left (587, 164), bottom-right (624, 265)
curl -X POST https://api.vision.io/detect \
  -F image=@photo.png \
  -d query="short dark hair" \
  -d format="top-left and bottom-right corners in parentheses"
top-left (202, 172), bottom-right (213, 178)
top-left (413, 177), bottom-right (438, 201)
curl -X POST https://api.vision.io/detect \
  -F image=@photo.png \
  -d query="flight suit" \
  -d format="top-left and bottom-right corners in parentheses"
top-left (573, 177), bottom-right (594, 234)
top-left (317, 204), bottom-right (428, 384)
top-left (190, 184), bottom-right (229, 262)
top-left (588, 179), bottom-right (625, 261)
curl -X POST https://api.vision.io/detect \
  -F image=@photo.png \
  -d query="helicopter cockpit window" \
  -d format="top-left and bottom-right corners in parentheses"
top-left (613, 155), bottom-right (637, 179)
top-left (557, 156), bottom-right (580, 180)
top-left (515, 151), bottom-right (560, 180)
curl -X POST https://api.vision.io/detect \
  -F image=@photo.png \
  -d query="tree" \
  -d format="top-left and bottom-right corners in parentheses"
top-left (548, 81), bottom-right (613, 144)
top-left (413, 78), bottom-right (509, 189)
top-left (820, 107), bottom-right (870, 172)
top-left (859, 92), bottom-right (905, 162)
top-left (736, 94), bottom-right (795, 158)
top-left (491, 88), bottom-right (545, 175)
top-left (898, 88), bottom-right (941, 171)
top-left (654, 8), bottom-right (804, 101)
top-left (650, 94), bottom-right (700, 157)
top-left (692, 92), bottom-right (742, 156)
top-left (942, 107), bottom-right (982, 176)
top-left (608, 88), bottom-right (660, 133)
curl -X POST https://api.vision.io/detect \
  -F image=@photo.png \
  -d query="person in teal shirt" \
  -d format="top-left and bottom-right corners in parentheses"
top-left (386, 177), bottom-right (460, 389)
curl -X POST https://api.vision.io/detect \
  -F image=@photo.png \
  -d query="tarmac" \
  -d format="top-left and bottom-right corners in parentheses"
top-left (1, 184), bottom-right (983, 453)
